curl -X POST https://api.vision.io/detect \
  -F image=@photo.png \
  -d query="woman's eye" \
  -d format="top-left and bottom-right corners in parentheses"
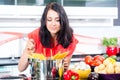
top-left (47, 19), bottom-right (51, 21)
top-left (56, 20), bottom-right (60, 22)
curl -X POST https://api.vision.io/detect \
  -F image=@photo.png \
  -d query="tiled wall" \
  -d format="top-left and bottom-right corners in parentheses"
top-left (0, 26), bottom-right (120, 58)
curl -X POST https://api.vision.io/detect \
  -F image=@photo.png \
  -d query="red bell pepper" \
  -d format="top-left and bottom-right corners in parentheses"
top-left (64, 70), bottom-right (79, 80)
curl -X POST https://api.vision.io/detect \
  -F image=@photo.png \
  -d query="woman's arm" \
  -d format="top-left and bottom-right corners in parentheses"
top-left (18, 50), bottom-right (29, 72)
top-left (18, 39), bottom-right (35, 72)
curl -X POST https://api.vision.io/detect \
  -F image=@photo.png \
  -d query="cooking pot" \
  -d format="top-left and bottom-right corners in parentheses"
top-left (29, 58), bottom-right (64, 80)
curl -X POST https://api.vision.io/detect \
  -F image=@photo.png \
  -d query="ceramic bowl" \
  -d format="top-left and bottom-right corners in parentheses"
top-left (76, 69), bottom-right (91, 79)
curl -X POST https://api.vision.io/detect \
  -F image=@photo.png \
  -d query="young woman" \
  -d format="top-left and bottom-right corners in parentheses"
top-left (18, 2), bottom-right (78, 72)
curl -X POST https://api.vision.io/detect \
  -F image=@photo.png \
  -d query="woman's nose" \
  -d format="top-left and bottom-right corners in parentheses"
top-left (52, 21), bottom-right (56, 26)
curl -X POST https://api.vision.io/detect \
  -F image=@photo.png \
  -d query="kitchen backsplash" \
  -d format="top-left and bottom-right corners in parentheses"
top-left (0, 26), bottom-right (120, 58)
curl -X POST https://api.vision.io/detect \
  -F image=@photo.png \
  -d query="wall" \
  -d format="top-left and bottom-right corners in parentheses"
top-left (74, 26), bottom-right (120, 55)
top-left (0, 26), bottom-right (120, 58)
top-left (0, 1), bottom-right (118, 58)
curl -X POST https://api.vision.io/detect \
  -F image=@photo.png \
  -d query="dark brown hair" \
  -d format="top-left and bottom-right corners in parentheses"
top-left (39, 2), bottom-right (73, 48)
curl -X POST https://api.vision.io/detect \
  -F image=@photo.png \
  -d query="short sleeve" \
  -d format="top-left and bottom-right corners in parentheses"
top-left (28, 28), bottom-right (40, 42)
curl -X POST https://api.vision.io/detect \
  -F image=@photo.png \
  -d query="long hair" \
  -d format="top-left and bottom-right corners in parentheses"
top-left (39, 2), bottom-right (73, 48)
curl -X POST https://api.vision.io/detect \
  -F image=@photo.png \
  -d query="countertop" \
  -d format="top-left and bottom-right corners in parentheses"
top-left (0, 53), bottom-right (120, 66)
top-left (0, 53), bottom-right (120, 80)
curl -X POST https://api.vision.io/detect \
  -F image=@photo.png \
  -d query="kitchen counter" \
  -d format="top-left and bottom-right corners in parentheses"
top-left (0, 53), bottom-right (119, 66)
top-left (0, 53), bottom-right (120, 80)
top-left (0, 53), bottom-right (88, 66)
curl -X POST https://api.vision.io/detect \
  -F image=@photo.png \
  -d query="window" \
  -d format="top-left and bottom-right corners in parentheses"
top-left (0, 0), bottom-right (14, 5)
top-left (0, 0), bottom-right (117, 27)
top-left (0, 0), bottom-right (117, 7)
top-left (64, 0), bottom-right (117, 7)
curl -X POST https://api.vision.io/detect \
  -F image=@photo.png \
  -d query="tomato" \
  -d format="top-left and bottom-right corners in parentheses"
top-left (85, 55), bottom-right (104, 66)
top-left (93, 55), bottom-right (105, 62)
top-left (91, 59), bottom-right (102, 66)
top-left (85, 56), bottom-right (93, 65)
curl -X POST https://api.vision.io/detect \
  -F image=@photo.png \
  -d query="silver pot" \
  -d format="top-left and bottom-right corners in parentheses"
top-left (29, 58), bottom-right (64, 80)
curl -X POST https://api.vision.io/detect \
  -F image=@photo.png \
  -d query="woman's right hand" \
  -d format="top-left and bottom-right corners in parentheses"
top-left (18, 39), bottom-right (36, 72)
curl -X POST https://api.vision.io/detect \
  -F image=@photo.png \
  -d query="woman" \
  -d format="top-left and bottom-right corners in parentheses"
top-left (18, 2), bottom-right (78, 72)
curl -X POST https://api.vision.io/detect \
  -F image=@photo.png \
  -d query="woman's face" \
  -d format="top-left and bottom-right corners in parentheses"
top-left (46, 9), bottom-right (60, 37)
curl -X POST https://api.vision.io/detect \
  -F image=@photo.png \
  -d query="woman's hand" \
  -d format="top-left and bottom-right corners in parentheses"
top-left (63, 55), bottom-right (72, 72)
top-left (25, 39), bottom-right (36, 55)
top-left (18, 39), bottom-right (36, 72)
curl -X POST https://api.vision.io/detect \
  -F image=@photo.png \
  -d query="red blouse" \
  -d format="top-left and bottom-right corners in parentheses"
top-left (28, 28), bottom-right (78, 57)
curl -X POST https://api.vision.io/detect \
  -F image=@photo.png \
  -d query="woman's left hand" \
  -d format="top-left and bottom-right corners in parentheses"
top-left (63, 55), bottom-right (72, 71)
